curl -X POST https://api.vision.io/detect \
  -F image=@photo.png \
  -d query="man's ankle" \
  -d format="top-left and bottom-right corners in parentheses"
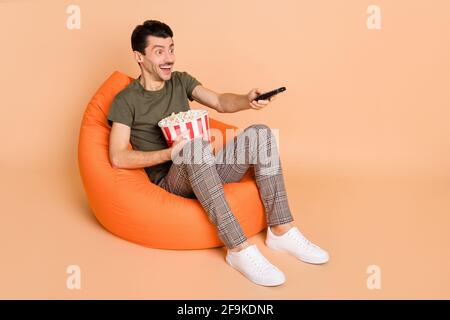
top-left (229, 241), bottom-right (251, 253)
top-left (270, 223), bottom-right (294, 236)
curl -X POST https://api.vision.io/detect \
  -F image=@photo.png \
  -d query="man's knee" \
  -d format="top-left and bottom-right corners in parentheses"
top-left (246, 123), bottom-right (276, 141)
top-left (242, 124), bottom-right (281, 166)
top-left (248, 123), bottom-right (271, 132)
top-left (243, 124), bottom-right (277, 148)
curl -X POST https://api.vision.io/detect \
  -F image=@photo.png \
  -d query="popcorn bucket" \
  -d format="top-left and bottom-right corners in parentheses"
top-left (158, 110), bottom-right (211, 147)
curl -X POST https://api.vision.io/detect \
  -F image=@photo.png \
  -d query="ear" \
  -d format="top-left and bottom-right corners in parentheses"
top-left (133, 51), bottom-right (144, 64)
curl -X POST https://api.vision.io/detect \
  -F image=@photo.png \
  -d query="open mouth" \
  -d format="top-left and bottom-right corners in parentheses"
top-left (160, 65), bottom-right (172, 74)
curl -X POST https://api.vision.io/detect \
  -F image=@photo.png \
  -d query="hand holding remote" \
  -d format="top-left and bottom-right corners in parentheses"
top-left (247, 86), bottom-right (286, 110)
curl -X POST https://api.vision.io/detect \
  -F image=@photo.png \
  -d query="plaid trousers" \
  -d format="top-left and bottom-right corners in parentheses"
top-left (157, 124), bottom-right (294, 249)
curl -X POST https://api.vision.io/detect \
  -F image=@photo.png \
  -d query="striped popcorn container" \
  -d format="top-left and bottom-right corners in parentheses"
top-left (158, 109), bottom-right (211, 147)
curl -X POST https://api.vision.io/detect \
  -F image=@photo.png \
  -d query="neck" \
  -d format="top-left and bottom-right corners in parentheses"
top-left (139, 70), bottom-right (165, 91)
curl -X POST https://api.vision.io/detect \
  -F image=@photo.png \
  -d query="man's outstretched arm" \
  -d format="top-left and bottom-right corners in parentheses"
top-left (191, 85), bottom-right (273, 113)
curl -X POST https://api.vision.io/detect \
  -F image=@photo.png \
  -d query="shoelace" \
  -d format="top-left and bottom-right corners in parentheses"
top-left (288, 230), bottom-right (315, 251)
top-left (244, 249), bottom-right (275, 274)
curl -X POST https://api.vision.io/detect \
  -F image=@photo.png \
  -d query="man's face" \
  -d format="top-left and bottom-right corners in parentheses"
top-left (137, 35), bottom-right (175, 81)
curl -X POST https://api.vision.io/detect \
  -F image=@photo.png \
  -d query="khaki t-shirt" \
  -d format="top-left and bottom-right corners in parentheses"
top-left (107, 71), bottom-right (202, 184)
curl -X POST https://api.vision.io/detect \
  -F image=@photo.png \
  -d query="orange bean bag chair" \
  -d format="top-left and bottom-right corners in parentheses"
top-left (78, 71), bottom-right (266, 249)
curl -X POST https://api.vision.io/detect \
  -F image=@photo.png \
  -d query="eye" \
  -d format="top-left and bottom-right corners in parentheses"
top-left (156, 50), bottom-right (162, 55)
top-left (169, 48), bottom-right (175, 54)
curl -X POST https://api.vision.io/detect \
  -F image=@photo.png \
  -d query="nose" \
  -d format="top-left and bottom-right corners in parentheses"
top-left (164, 51), bottom-right (175, 64)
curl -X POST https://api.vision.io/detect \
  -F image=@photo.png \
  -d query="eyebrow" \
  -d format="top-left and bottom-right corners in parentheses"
top-left (152, 44), bottom-right (174, 49)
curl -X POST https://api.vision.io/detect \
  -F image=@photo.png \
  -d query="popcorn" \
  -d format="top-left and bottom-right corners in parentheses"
top-left (158, 110), bottom-right (206, 127)
top-left (158, 109), bottom-right (210, 147)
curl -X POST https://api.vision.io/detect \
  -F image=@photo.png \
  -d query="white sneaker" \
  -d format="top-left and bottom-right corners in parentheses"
top-left (265, 226), bottom-right (330, 264)
top-left (226, 244), bottom-right (285, 286)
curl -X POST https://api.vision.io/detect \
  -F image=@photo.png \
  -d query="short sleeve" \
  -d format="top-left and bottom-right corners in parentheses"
top-left (107, 95), bottom-right (134, 127)
top-left (179, 71), bottom-right (202, 101)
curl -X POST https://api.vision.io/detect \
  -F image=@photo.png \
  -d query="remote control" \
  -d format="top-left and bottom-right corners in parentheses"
top-left (254, 87), bottom-right (286, 101)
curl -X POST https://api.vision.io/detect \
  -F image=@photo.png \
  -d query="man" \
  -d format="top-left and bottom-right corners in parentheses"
top-left (107, 20), bottom-right (329, 287)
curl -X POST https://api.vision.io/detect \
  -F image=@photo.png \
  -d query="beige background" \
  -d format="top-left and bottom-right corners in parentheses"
top-left (1, 0), bottom-right (449, 299)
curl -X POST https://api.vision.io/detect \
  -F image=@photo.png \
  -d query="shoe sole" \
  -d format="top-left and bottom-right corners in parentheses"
top-left (265, 241), bottom-right (329, 265)
top-left (225, 255), bottom-right (285, 287)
